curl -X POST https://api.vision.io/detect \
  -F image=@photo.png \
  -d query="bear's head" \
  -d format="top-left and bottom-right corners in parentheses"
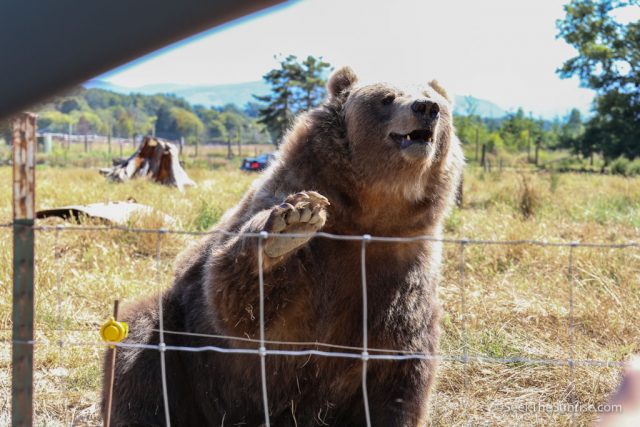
top-left (326, 66), bottom-right (458, 201)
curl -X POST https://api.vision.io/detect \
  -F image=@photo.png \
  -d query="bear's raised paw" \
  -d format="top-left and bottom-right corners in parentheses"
top-left (263, 191), bottom-right (329, 258)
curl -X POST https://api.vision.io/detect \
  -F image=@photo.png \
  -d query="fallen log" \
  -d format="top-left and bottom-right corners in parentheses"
top-left (37, 201), bottom-right (176, 226)
top-left (99, 136), bottom-right (195, 191)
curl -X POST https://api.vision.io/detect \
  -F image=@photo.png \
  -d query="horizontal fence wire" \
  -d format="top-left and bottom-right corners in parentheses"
top-left (0, 338), bottom-right (628, 367)
top-left (3, 222), bottom-right (637, 363)
top-left (25, 223), bottom-right (640, 248)
top-left (3, 221), bottom-right (637, 425)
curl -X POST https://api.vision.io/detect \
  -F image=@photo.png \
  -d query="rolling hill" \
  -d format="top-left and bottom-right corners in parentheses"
top-left (85, 80), bottom-right (508, 118)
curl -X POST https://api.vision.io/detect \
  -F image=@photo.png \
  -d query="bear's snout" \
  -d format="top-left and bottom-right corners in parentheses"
top-left (411, 99), bottom-right (440, 122)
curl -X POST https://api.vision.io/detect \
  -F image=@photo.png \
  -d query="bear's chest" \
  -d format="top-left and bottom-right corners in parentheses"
top-left (296, 239), bottom-right (438, 349)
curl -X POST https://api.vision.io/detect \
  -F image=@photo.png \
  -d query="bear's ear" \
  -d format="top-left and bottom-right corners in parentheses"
top-left (428, 80), bottom-right (451, 102)
top-left (328, 66), bottom-right (358, 97)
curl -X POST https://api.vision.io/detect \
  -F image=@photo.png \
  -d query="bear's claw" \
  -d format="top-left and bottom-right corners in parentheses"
top-left (263, 191), bottom-right (329, 258)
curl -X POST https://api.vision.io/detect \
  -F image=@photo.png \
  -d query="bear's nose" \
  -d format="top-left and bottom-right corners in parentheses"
top-left (411, 99), bottom-right (440, 120)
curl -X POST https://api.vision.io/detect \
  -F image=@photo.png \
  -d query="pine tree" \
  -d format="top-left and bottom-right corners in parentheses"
top-left (298, 56), bottom-right (331, 111)
top-left (254, 55), bottom-right (331, 147)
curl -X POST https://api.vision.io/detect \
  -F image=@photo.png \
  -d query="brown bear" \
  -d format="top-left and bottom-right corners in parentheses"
top-left (102, 66), bottom-right (464, 426)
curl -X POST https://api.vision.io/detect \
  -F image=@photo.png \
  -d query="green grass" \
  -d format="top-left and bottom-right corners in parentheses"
top-left (0, 163), bottom-right (639, 426)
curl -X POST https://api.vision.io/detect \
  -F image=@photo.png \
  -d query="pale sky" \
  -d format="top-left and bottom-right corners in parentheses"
top-left (99, 0), bottom-right (630, 118)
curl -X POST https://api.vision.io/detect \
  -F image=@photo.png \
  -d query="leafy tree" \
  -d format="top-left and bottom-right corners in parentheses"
top-left (219, 103), bottom-right (245, 115)
top-left (499, 108), bottom-right (543, 152)
top-left (171, 107), bottom-right (204, 142)
top-left (96, 108), bottom-right (116, 137)
top-left (557, 0), bottom-right (640, 159)
top-left (128, 106), bottom-right (154, 137)
top-left (485, 132), bottom-right (505, 153)
top-left (111, 106), bottom-right (134, 137)
top-left (220, 111), bottom-right (244, 141)
top-left (564, 108), bottom-right (585, 138)
top-left (194, 105), bottom-right (226, 140)
top-left (57, 95), bottom-right (93, 114)
top-left (585, 90), bottom-right (639, 159)
top-left (208, 120), bottom-right (227, 140)
top-left (71, 110), bottom-right (106, 135)
top-left (85, 89), bottom-right (125, 109)
top-left (557, 0), bottom-right (639, 92)
top-left (38, 111), bottom-right (75, 133)
top-left (559, 108), bottom-right (586, 153)
top-left (155, 104), bottom-right (176, 138)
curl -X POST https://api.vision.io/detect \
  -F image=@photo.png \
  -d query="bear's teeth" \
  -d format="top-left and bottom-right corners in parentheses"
top-left (406, 135), bottom-right (411, 141)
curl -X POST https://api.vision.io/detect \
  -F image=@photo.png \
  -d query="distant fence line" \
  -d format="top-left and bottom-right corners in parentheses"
top-left (36, 132), bottom-right (270, 148)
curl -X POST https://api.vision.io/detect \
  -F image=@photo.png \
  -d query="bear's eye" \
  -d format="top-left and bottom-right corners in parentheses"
top-left (381, 94), bottom-right (395, 106)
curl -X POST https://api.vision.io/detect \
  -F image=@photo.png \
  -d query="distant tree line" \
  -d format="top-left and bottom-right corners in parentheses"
top-left (455, 105), bottom-right (587, 161)
top-left (30, 87), bottom-right (270, 145)
top-left (251, 55), bottom-right (592, 161)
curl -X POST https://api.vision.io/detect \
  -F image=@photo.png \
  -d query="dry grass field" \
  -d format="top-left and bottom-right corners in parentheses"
top-left (0, 161), bottom-right (639, 426)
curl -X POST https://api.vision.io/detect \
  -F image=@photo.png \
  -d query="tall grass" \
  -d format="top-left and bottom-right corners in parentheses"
top-left (0, 165), bottom-right (639, 426)
top-left (517, 173), bottom-right (540, 219)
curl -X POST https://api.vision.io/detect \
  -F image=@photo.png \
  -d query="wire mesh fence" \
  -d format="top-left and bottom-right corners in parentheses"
top-left (1, 221), bottom-right (638, 426)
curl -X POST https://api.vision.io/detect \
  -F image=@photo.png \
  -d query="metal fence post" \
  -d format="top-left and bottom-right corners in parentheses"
top-left (12, 112), bottom-right (37, 427)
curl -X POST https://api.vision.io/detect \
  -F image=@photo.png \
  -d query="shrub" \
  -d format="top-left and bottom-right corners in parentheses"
top-left (518, 173), bottom-right (540, 219)
top-left (628, 159), bottom-right (640, 176)
top-left (610, 157), bottom-right (630, 176)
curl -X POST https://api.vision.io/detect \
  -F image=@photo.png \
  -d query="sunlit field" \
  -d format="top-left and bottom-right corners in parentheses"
top-left (1, 159), bottom-right (639, 426)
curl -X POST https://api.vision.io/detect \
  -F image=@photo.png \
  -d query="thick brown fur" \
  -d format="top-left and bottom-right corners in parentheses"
top-left (102, 67), bottom-right (465, 426)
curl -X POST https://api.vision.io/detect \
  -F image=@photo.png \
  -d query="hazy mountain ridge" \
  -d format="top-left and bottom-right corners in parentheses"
top-left (85, 80), bottom-right (509, 118)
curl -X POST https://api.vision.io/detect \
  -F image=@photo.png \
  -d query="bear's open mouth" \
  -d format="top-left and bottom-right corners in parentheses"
top-left (390, 129), bottom-right (434, 149)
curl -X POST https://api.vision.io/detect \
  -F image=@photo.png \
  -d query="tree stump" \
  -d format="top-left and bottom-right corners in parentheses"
top-left (99, 136), bottom-right (196, 191)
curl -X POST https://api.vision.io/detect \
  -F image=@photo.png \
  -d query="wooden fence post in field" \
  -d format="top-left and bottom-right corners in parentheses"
top-left (12, 112), bottom-right (37, 427)
top-left (67, 122), bottom-right (72, 151)
top-left (456, 173), bottom-right (464, 207)
top-left (480, 144), bottom-right (486, 168)
top-left (474, 128), bottom-right (479, 162)
top-left (104, 300), bottom-right (121, 427)
top-left (108, 128), bottom-right (112, 157)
